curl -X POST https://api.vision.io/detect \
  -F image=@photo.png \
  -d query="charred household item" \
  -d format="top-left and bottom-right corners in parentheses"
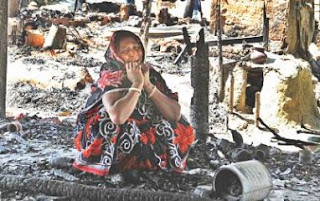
top-left (229, 148), bottom-right (252, 162)
top-left (0, 121), bottom-right (23, 133)
top-left (156, 0), bottom-right (176, 25)
top-left (43, 25), bottom-right (67, 50)
top-left (254, 144), bottom-right (270, 161)
top-left (250, 47), bottom-right (267, 64)
top-left (26, 29), bottom-right (45, 48)
top-left (213, 160), bottom-right (272, 201)
top-left (7, 121), bottom-right (23, 133)
top-left (119, 4), bottom-right (136, 21)
top-left (299, 149), bottom-right (313, 164)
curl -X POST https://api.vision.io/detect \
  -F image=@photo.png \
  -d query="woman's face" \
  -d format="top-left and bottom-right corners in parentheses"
top-left (117, 37), bottom-right (143, 63)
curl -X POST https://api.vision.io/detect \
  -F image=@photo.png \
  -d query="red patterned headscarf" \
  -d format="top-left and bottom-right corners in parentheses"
top-left (98, 30), bottom-right (146, 91)
top-left (104, 30), bottom-right (145, 66)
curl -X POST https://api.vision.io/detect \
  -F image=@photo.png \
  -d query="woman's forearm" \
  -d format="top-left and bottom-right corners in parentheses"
top-left (144, 84), bottom-right (181, 121)
top-left (103, 83), bottom-right (142, 124)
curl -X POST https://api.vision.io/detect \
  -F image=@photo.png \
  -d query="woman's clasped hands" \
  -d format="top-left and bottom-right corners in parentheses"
top-left (125, 62), bottom-right (152, 92)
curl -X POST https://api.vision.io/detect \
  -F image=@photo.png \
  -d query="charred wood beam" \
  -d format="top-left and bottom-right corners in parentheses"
top-left (74, 0), bottom-right (78, 12)
top-left (263, 1), bottom-right (269, 50)
top-left (217, 0), bottom-right (224, 102)
top-left (0, 0), bottom-right (8, 118)
top-left (258, 118), bottom-right (318, 149)
top-left (297, 123), bottom-right (320, 135)
top-left (182, 27), bottom-right (193, 55)
top-left (190, 28), bottom-right (209, 140)
top-left (287, 0), bottom-right (315, 59)
top-left (202, 35), bottom-right (264, 47)
top-left (140, 0), bottom-right (153, 56)
top-left (0, 174), bottom-right (212, 201)
top-left (174, 45), bottom-right (188, 64)
top-left (174, 27), bottom-right (192, 64)
top-left (229, 73), bottom-right (234, 113)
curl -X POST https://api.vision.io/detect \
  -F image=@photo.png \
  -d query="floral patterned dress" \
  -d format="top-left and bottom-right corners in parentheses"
top-left (73, 31), bottom-right (195, 176)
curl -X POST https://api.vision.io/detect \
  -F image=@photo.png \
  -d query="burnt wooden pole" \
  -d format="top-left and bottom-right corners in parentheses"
top-left (217, 0), bottom-right (224, 102)
top-left (140, 0), bottom-right (152, 56)
top-left (287, 0), bottom-right (315, 59)
top-left (0, 0), bottom-right (8, 118)
top-left (190, 28), bottom-right (209, 140)
top-left (255, 92), bottom-right (261, 127)
top-left (263, 0), bottom-right (269, 50)
top-left (74, 0), bottom-right (78, 12)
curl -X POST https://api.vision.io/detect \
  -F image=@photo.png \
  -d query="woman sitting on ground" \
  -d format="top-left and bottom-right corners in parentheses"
top-left (73, 30), bottom-right (195, 176)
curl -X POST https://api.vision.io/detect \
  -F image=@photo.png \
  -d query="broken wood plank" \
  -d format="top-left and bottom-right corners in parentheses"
top-left (206, 35), bottom-right (264, 48)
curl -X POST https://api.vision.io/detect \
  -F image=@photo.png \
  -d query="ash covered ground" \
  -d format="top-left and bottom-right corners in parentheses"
top-left (2, 0), bottom-right (320, 200)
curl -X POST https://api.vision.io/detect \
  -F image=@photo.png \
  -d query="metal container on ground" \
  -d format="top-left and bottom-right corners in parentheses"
top-left (212, 160), bottom-right (272, 201)
top-left (7, 121), bottom-right (23, 133)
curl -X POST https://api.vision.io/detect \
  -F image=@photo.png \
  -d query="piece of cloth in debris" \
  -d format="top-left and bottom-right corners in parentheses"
top-left (73, 30), bottom-right (195, 176)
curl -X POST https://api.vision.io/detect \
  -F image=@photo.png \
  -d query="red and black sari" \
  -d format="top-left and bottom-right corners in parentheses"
top-left (73, 30), bottom-right (195, 176)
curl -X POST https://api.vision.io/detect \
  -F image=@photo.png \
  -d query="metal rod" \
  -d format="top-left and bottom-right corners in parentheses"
top-left (229, 73), bottom-right (234, 113)
top-left (74, 0), bottom-right (78, 12)
top-left (255, 92), bottom-right (261, 127)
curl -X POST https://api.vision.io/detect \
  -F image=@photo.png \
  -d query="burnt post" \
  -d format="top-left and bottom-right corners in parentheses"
top-left (140, 0), bottom-right (152, 56)
top-left (174, 27), bottom-right (193, 65)
top-left (182, 27), bottom-right (193, 56)
top-left (263, 1), bottom-right (269, 50)
top-left (255, 92), bottom-right (260, 127)
top-left (229, 72), bottom-right (234, 113)
top-left (217, 0), bottom-right (224, 102)
top-left (190, 28), bottom-right (209, 140)
top-left (0, 0), bottom-right (8, 118)
top-left (287, 0), bottom-right (315, 59)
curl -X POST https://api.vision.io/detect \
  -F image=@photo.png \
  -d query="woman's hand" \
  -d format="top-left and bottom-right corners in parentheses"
top-left (126, 62), bottom-right (144, 89)
top-left (143, 67), bottom-right (152, 89)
